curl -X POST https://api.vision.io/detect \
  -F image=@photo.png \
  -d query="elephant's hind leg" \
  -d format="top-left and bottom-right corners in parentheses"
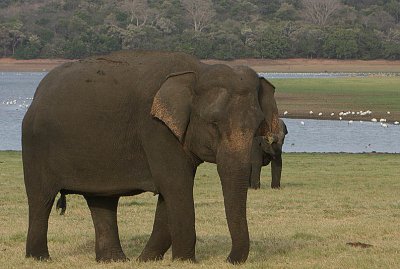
top-left (85, 196), bottom-right (128, 262)
top-left (138, 195), bottom-right (171, 261)
top-left (26, 193), bottom-right (56, 260)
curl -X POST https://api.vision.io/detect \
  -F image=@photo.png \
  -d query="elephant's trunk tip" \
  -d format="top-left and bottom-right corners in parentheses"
top-left (56, 192), bottom-right (67, 215)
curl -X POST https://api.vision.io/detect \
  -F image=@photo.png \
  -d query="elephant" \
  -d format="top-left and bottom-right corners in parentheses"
top-left (249, 119), bottom-right (288, 189)
top-left (22, 50), bottom-right (280, 264)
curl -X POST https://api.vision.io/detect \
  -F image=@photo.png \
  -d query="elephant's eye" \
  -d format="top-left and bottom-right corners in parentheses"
top-left (210, 121), bottom-right (219, 129)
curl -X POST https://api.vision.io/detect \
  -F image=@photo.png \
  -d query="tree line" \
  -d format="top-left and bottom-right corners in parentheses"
top-left (1, 0), bottom-right (400, 60)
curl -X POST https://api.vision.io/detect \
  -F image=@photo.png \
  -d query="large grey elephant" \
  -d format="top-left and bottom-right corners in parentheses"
top-left (22, 50), bottom-right (280, 264)
top-left (250, 119), bottom-right (288, 189)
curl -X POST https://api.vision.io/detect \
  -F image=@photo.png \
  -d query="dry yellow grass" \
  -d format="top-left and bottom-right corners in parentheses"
top-left (1, 151), bottom-right (400, 268)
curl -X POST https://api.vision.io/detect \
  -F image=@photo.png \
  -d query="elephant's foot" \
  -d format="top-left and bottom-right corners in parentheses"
top-left (249, 183), bottom-right (260, 189)
top-left (171, 245), bottom-right (196, 263)
top-left (172, 254), bottom-right (196, 263)
top-left (96, 248), bottom-right (129, 263)
top-left (26, 251), bottom-right (51, 261)
top-left (137, 251), bottom-right (164, 262)
top-left (271, 183), bottom-right (280, 189)
top-left (226, 253), bottom-right (247, 265)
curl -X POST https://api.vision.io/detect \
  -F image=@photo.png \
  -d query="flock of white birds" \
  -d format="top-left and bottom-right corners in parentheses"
top-left (283, 110), bottom-right (400, 127)
top-left (1, 97), bottom-right (33, 110)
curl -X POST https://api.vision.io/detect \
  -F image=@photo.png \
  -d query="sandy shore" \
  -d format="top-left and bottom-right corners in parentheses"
top-left (0, 58), bottom-right (73, 72)
top-left (1, 57), bottom-right (400, 73)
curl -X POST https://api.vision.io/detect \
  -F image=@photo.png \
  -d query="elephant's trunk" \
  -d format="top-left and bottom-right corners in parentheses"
top-left (249, 138), bottom-right (263, 189)
top-left (271, 154), bottom-right (282, 189)
top-left (217, 140), bottom-right (251, 264)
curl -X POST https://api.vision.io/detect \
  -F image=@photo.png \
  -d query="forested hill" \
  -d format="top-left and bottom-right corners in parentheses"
top-left (1, 0), bottom-right (400, 60)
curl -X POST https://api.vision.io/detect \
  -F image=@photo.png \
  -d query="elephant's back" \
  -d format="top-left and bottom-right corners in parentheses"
top-left (31, 50), bottom-right (200, 111)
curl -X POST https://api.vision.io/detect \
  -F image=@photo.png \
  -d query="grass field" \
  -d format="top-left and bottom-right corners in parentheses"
top-left (271, 77), bottom-right (400, 123)
top-left (1, 151), bottom-right (399, 268)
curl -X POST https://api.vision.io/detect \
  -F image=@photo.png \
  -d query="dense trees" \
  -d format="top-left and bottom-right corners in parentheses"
top-left (0, 0), bottom-right (399, 59)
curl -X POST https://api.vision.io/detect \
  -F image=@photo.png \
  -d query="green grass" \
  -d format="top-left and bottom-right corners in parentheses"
top-left (1, 151), bottom-right (400, 268)
top-left (271, 77), bottom-right (400, 120)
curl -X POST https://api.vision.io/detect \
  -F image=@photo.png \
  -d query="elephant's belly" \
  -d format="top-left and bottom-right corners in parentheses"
top-left (47, 132), bottom-right (156, 196)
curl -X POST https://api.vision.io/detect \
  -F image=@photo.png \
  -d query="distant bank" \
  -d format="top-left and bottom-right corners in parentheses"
top-left (1, 57), bottom-right (400, 73)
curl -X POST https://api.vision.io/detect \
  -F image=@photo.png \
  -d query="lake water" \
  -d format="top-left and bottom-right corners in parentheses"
top-left (1, 72), bottom-right (399, 152)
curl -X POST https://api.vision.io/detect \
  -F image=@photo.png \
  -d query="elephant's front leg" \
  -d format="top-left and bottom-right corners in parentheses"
top-left (138, 195), bottom-right (172, 261)
top-left (140, 126), bottom-right (197, 261)
top-left (145, 165), bottom-right (196, 261)
top-left (85, 196), bottom-right (128, 262)
top-left (161, 178), bottom-right (196, 261)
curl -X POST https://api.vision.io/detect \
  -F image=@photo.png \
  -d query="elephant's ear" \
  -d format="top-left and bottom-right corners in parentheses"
top-left (151, 71), bottom-right (196, 143)
top-left (282, 121), bottom-right (288, 135)
top-left (258, 77), bottom-right (280, 135)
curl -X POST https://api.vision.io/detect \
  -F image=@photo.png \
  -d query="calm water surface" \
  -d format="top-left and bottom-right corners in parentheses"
top-left (282, 118), bottom-right (400, 153)
top-left (1, 72), bottom-right (399, 152)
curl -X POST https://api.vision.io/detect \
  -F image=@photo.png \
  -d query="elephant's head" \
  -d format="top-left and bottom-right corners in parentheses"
top-left (259, 119), bottom-right (288, 158)
top-left (250, 119), bottom-right (288, 189)
top-left (151, 64), bottom-right (279, 264)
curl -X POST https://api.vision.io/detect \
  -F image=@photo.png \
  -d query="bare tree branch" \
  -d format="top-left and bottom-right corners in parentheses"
top-left (181, 0), bottom-right (215, 32)
top-left (118, 0), bottom-right (152, 27)
top-left (302, 0), bottom-right (341, 26)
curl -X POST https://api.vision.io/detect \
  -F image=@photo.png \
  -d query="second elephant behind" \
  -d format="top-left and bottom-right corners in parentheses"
top-left (250, 119), bottom-right (288, 189)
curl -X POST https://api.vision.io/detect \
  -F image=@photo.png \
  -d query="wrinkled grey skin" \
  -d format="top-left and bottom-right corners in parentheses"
top-left (250, 119), bottom-right (287, 189)
top-left (22, 50), bottom-right (280, 264)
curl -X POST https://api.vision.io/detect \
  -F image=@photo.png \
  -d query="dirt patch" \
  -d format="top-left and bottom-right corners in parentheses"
top-left (346, 242), bottom-right (373, 248)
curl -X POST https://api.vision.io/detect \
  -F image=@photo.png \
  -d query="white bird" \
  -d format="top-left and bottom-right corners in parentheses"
top-left (387, 111), bottom-right (391, 114)
top-left (351, 112), bottom-right (355, 115)
top-left (283, 111), bottom-right (288, 116)
top-left (339, 117), bottom-right (342, 120)
top-left (380, 118), bottom-right (386, 122)
top-left (394, 121), bottom-right (399, 125)
top-left (309, 111), bottom-right (313, 115)
top-left (318, 112), bottom-right (323, 116)
top-left (381, 123), bottom-right (388, 128)
top-left (339, 112), bottom-right (344, 116)
top-left (360, 121), bottom-right (363, 123)
top-left (371, 118), bottom-right (377, 122)
top-left (301, 121), bottom-right (305, 125)
top-left (330, 112), bottom-right (335, 116)
top-left (348, 120), bottom-right (353, 124)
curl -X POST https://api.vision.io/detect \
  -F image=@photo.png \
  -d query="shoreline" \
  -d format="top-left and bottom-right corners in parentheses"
top-left (0, 58), bottom-right (74, 72)
top-left (1, 57), bottom-right (400, 73)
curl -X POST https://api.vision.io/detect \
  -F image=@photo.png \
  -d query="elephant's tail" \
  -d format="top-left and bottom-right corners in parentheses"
top-left (56, 192), bottom-right (67, 215)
